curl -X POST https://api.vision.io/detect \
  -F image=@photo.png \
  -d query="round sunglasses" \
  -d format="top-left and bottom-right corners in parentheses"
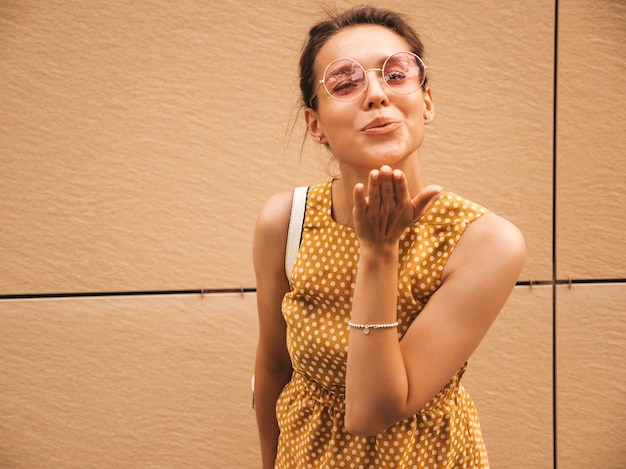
top-left (311, 51), bottom-right (427, 106)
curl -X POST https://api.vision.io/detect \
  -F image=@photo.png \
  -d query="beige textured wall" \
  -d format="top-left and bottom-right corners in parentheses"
top-left (0, 294), bottom-right (258, 468)
top-left (0, 0), bottom-right (624, 467)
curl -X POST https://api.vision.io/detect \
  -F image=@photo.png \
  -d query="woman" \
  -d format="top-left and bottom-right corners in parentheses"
top-left (253, 5), bottom-right (525, 468)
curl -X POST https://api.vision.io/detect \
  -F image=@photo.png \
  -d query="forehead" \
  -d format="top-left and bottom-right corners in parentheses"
top-left (317, 24), bottom-right (411, 68)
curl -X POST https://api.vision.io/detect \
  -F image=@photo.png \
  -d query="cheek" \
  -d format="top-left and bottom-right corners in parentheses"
top-left (405, 102), bottom-right (428, 126)
top-left (319, 108), bottom-right (354, 136)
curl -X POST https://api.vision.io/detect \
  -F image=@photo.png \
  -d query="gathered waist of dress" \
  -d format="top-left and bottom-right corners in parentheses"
top-left (289, 370), bottom-right (346, 412)
top-left (288, 364), bottom-right (468, 416)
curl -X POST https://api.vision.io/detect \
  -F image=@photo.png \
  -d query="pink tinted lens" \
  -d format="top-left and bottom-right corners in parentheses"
top-left (383, 52), bottom-right (423, 93)
top-left (324, 59), bottom-right (366, 100)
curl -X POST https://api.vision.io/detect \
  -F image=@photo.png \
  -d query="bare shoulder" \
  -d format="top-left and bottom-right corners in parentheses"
top-left (469, 213), bottom-right (525, 253)
top-left (253, 190), bottom-right (296, 277)
top-left (254, 190), bottom-right (294, 244)
top-left (444, 213), bottom-right (526, 280)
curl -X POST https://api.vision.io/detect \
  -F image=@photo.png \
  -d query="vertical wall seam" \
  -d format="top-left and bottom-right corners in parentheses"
top-left (552, 0), bottom-right (559, 467)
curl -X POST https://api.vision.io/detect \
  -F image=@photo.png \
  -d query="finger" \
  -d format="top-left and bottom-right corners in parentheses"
top-left (379, 166), bottom-right (395, 206)
top-left (391, 169), bottom-right (410, 204)
top-left (367, 169), bottom-right (382, 210)
top-left (353, 182), bottom-right (368, 217)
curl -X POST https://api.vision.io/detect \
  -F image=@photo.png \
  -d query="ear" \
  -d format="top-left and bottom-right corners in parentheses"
top-left (304, 107), bottom-right (325, 143)
top-left (423, 87), bottom-right (435, 124)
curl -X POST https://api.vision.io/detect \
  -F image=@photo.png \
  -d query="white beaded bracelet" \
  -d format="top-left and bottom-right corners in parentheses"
top-left (348, 321), bottom-right (399, 335)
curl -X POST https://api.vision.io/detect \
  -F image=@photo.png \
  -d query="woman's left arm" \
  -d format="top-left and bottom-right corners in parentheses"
top-left (345, 169), bottom-right (525, 436)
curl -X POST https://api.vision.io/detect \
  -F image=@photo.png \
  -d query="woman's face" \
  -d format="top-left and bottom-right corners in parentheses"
top-left (305, 24), bottom-right (433, 174)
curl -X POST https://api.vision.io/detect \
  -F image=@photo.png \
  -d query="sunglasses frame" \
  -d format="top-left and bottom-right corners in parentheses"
top-left (310, 51), bottom-right (427, 108)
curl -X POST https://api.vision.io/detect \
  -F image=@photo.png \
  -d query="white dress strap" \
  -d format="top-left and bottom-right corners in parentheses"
top-left (285, 186), bottom-right (308, 279)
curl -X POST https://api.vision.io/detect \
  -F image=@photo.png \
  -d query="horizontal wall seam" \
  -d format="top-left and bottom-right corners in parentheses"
top-left (0, 287), bottom-right (256, 300)
top-left (1, 279), bottom-right (625, 300)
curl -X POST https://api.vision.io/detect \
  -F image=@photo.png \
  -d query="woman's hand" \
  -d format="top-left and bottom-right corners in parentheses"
top-left (352, 165), bottom-right (443, 247)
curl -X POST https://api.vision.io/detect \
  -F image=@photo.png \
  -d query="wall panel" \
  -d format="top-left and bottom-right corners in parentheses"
top-left (556, 0), bottom-right (626, 279)
top-left (0, 294), bottom-right (260, 468)
top-left (0, 0), bottom-right (326, 295)
top-left (463, 286), bottom-right (553, 468)
top-left (416, 1), bottom-right (554, 281)
top-left (556, 284), bottom-right (626, 467)
top-left (0, 0), bottom-right (552, 295)
top-left (0, 286), bottom-right (554, 467)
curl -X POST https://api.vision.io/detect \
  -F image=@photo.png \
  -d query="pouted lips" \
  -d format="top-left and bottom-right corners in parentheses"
top-left (361, 117), bottom-right (401, 134)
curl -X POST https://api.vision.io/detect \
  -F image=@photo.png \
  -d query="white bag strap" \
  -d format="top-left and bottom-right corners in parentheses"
top-left (285, 186), bottom-right (308, 279)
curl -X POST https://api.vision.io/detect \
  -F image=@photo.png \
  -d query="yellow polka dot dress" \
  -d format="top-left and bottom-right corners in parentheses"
top-left (276, 180), bottom-right (491, 468)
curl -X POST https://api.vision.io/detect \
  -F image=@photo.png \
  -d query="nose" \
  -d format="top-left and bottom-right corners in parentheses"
top-left (363, 68), bottom-right (389, 108)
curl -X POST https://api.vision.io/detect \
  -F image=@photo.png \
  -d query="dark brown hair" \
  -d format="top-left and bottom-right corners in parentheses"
top-left (300, 5), bottom-right (427, 110)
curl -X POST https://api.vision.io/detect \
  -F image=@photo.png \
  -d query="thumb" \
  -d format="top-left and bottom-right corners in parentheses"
top-left (412, 185), bottom-right (444, 221)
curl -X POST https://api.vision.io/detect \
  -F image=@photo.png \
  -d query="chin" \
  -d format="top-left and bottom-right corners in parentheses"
top-left (366, 145), bottom-right (415, 166)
